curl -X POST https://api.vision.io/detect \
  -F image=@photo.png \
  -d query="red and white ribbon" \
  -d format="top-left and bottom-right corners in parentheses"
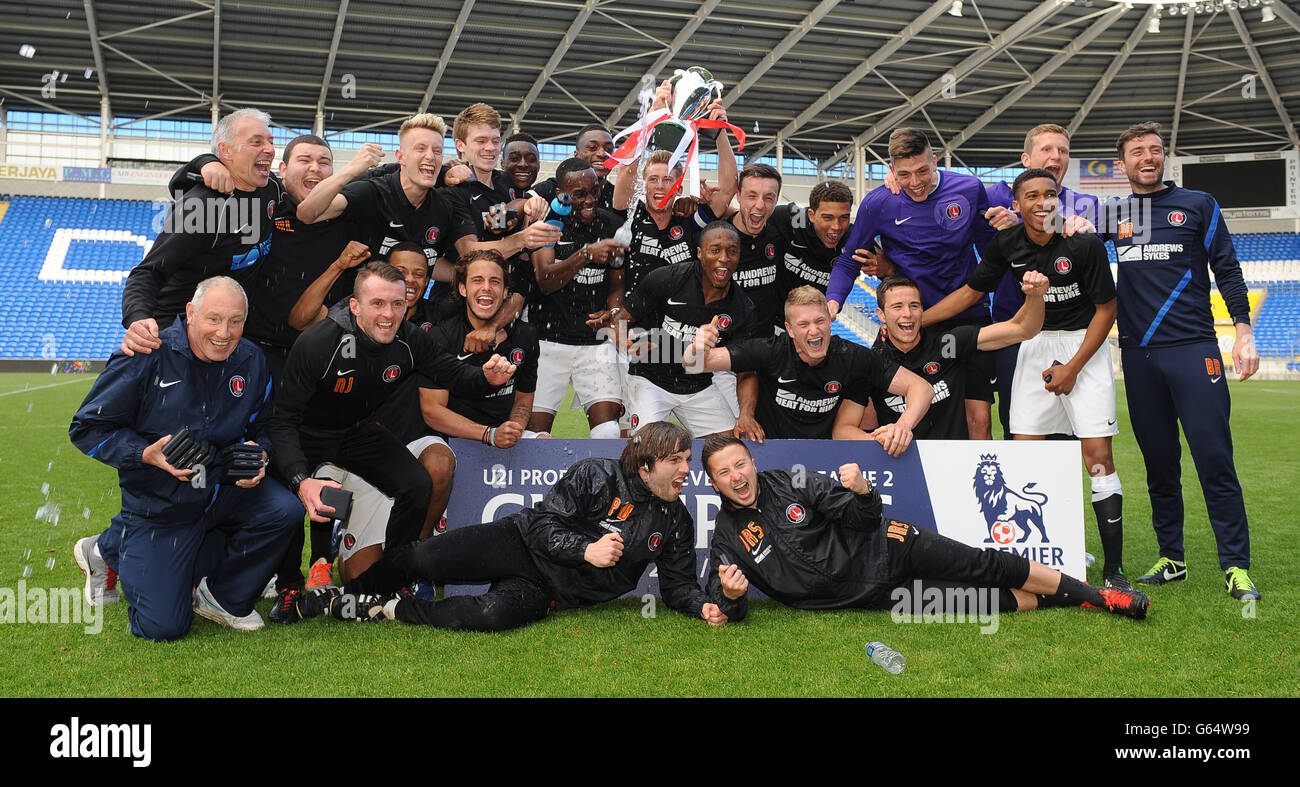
top-left (604, 110), bottom-right (747, 209)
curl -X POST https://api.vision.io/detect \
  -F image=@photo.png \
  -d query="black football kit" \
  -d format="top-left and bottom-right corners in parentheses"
top-left (726, 335), bottom-right (897, 439)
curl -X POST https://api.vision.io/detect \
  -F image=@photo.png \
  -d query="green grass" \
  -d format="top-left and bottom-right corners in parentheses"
top-left (1, 372), bottom-right (1297, 697)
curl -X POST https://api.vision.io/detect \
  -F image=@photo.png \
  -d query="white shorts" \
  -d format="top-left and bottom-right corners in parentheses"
top-left (626, 375), bottom-right (737, 437)
top-left (711, 370), bottom-right (741, 419)
top-left (533, 339), bottom-right (622, 413)
top-left (315, 436), bottom-right (451, 562)
top-left (1010, 330), bottom-right (1118, 438)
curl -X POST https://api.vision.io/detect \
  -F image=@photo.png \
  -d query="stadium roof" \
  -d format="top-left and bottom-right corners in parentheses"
top-left (1, 0), bottom-right (1297, 168)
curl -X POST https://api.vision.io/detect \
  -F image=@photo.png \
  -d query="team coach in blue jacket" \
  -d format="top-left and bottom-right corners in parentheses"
top-left (70, 276), bottom-right (304, 640)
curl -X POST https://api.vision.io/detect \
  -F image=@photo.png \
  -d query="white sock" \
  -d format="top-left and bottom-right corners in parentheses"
top-left (1090, 472), bottom-right (1122, 502)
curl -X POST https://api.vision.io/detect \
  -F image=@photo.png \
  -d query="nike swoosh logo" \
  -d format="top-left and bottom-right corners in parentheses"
top-left (894, 217), bottom-right (912, 225)
top-left (1211, 376), bottom-right (1221, 383)
top-left (471, 194), bottom-right (483, 201)
top-left (1011, 262), bottom-right (1029, 268)
top-left (1106, 419), bottom-right (1116, 425)
top-left (667, 299), bottom-right (687, 306)
top-left (337, 369), bottom-right (356, 376)
top-left (457, 353), bottom-right (474, 361)
top-left (777, 377), bottom-right (797, 384)
top-left (388, 221), bottom-right (403, 228)
top-left (158, 380), bottom-right (181, 388)
top-left (1107, 517), bottom-right (1121, 523)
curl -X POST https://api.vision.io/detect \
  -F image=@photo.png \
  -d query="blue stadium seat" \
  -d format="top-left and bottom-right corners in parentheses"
top-left (0, 195), bottom-right (156, 359)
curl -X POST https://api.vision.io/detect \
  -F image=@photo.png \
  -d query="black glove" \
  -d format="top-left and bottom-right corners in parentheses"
top-left (217, 441), bottom-right (265, 481)
top-left (161, 426), bottom-right (215, 471)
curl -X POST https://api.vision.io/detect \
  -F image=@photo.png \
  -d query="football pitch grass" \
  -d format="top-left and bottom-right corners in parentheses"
top-left (1, 372), bottom-right (1296, 698)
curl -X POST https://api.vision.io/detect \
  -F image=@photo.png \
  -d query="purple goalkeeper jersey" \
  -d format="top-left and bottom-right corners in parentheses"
top-left (828, 170), bottom-right (996, 318)
top-left (984, 182), bottom-right (1102, 320)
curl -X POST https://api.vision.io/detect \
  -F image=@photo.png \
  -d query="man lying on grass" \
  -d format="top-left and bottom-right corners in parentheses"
top-left (700, 435), bottom-right (1150, 622)
top-left (286, 421), bottom-right (728, 630)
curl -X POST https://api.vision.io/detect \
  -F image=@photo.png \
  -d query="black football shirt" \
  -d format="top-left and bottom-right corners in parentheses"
top-left (622, 260), bottom-right (759, 395)
top-left (872, 325), bottom-right (979, 439)
top-left (727, 335), bottom-right (897, 439)
top-left (967, 226), bottom-right (1115, 332)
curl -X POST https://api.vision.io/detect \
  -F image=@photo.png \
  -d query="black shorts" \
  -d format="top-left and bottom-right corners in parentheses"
top-left (933, 316), bottom-right (995, 403)
top-left (874, 522), bottom-right (1028, 613)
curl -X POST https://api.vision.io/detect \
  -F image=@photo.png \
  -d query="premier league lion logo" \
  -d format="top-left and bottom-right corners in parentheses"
top-left (973, 454), bottom-right (1049, 543)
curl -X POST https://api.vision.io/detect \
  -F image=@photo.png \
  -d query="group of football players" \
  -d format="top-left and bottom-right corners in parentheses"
top-left (69, 90), bottom-right (1261, 641)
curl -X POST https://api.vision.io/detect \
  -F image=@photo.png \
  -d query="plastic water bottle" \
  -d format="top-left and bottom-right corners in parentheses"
top-left (610, 222), bottom-right (632, 269)
top-left (544, 192), bottom-right (571, 249)
top-left (866, 641), bottom-right (905, 674)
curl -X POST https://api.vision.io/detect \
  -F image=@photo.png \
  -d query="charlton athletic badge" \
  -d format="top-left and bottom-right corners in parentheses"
top-left (765, 243), bottom-right (776, 259)
top-left (717, 314), bottom-right (733, 330)
top-left (924, 362), bottom-right (939, 375)
top-left (343, 533), bottom-right (356, 551)
top-left (1054, 256), bottom-right (1072, 274)
top-left (825, 380), bottom-right (841, 394)
top-left (266, 201), bottom-right (276, 219)
top-left (945, 202), bottom-right (963, 220)
top-left (510, 348), bottom-right (525, 364)
top-left (1167, 211), bottom-right (1186, 226)
top-left (786, 504), bottom-right (806, 523)
top-left (647, 532), bottom-right (663, 551)
top-left (229, 375), bottom-right (245, 397)
top-left (426, 227), bottom-right (440, 243)
top-left (669, 225), bottom-right (683, 240)
top-left (383, 365), bottom-right (401, 382)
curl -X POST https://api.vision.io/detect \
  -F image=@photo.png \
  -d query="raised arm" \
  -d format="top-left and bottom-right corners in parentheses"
top-left (296, 142), bottom-right (383, 223)
top-left (976, 270), bottom-right (1047, 351)
top-left (287, 241), bottom-right (371, 330)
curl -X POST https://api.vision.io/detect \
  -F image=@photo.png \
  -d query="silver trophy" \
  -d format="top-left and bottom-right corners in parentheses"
top-left (650, 66), bottom-right (724, 152)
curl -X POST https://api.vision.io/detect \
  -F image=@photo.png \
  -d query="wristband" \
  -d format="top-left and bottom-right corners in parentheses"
top-left (289, 472), bottom-right (309, 494)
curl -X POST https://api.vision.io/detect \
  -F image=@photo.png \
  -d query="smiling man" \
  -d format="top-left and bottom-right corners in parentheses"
top-left (268, 262), bottom-right (516, 586)
top-left (610, 221), bottom-right (760, 437)
top-left (684, 286), bottom-right (931, 452)
top-left (827, 128), bottom-right (999, 439)
top-left (982, 124), bottom-right (1102, 437)
top-left (295, 114), bottom-right (469, 312)
top-left (530, 124), bottom-right (619, 211)
top-left (528, 158), bottom-right (628, 438)
top-left (699, 436), bottom-right (1150, 622)
top-left (287, 422), bottom-right (726, 631)
top-left (72, 277), bottom-right (303, 640)
top-left (772, 180), bottom-right (854, 297)
top-left (121, 108), bottom-right (285, 358)
top-left (923, 168), bottom-right (1127, 588)
top-left (857, 270), bottom-right (1048, 441)
top-left (445, 106), bottom-right (554, 349)
top-left (1105, 121), bottom-right (1260, 601)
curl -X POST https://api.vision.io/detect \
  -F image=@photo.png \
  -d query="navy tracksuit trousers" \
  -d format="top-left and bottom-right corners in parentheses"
top-left (1121, 341), bottom-right (1250, 569)
top-left (98, 481), bottom-right (302, 641)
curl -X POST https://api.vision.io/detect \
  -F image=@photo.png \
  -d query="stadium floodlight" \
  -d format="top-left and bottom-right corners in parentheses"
top-left (949, 1), bottom-right (963, 16)
top-left (1148, 13), bottom-right (1161, 31)
top-left (1261, 4), bottom-right (1274, 20)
